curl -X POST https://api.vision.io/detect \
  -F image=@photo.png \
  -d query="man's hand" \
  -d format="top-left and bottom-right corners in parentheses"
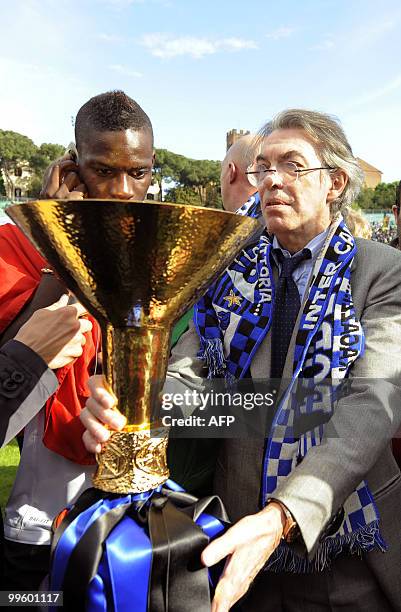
top-left (201, 502), bottom-right (286, 612)
top-left (40, 152), bottom-right (87, 200)
top-left (14, 294), bottom-right (92, 369)
top-left (80, 375), bottom-right (126, 453)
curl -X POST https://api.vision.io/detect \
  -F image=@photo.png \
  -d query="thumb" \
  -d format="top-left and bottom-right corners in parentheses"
top-left (46, 293), bottom-right (69, 310)
top-left (201, 534), bottom-right (231, 568)
top-left (71, 301), bottom-right (88, 318)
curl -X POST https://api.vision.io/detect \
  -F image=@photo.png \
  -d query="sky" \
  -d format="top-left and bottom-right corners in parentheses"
top-left (1, 0), bottom-right (401, 181)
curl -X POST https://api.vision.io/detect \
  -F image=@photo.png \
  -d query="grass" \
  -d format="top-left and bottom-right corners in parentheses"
top-left (0, 440), bottom-right (20, 514)
top-left (171, 308), bottom-right (193, 347)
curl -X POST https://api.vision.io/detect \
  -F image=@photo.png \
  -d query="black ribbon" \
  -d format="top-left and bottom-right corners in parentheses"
top-left (53, 487), bottom-right (228, 612)
top-left (148, 491), bottom-right (228, 612)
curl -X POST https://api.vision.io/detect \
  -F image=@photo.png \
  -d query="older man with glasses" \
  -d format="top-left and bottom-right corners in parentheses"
top-left (82, 109), bottom-right (401, 612)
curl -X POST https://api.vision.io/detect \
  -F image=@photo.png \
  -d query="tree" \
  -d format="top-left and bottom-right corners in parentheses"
top-left (355, 181), bottom-right (398, 211)
top-left (27, 175), bottom-right (44, 198)
top-left (205, 184), bottom-right (223, 209)
top-left (178, 158), bottom-right (221, 206)
top-left (355, 187), bottom-right (375, 210)
top-left (28, 142), bottom-right (65, 196)
top-left (30, 143), bottom-right (65, 175)
top-left (0, 130), bottom-right (36, 197)
top-left (155, 149), bottom-right (222, 206)
top-left (164, 186), bottom-right (202, 206)
top-left (372, 181), bottom-right (397, 210)
top-left (153, 149), bottom-right (187, 200)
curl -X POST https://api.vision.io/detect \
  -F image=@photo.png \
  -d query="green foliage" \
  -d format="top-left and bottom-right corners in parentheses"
top-left (178, 158), bottom-right (221, 206)
top-left (372, 181), bottom-right (398, 209)
top-left (165, 186), bottom-right (202, 206)
top-left (354, 187), bottom-right (374, 210)
top-left (0, 130), bottom-right (37, 196)
top-left (0, 129), bottom-right (36, 164)
top-left (155, 148), bottom-right (221, 205)
top-left (164, 183), bottom-right (223, 209)
top-left (27, 175), bottom-right (44, 198)
top-left (355, 181), bottom-right (398, 211)
top-left (28, 142), bottom-right (65, 196)
top-left (30, 142), bottom-right (65, 175)
top-left (205, 184), bottom-right (223, 209)
top-left (154, 149), bottom-right (188, 198)
top-left (0, 130), bottom-right (65, 198)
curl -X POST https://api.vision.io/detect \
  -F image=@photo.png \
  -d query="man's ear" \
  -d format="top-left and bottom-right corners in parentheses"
top-left (392, 205), bottom-right (399, 224)
top-left (326, 169), bottom-right (348, 203)
top-left (228, 161), bottom-right (237, 184)
top-left (152, 151), bottom-right (155, 167)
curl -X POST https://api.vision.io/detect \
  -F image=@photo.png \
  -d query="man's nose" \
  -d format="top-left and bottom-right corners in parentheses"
top-left (260, 170), bottom-right (283, 190)
top-left (109, 173), bottom-right (134, 200)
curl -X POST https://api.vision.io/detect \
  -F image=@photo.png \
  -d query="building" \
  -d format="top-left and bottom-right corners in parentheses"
top-left (145, 181), bottom-right (161, 200)
top-left (356, 158), bottom-right (382, 189)
top-left (226, 129), bottom-right (250, 152)
top-left (1, 162), bottom-right (33, 199)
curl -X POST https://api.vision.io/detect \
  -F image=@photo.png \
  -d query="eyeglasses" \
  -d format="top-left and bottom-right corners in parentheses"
top-left (245, 161), bottom-right (336, 187)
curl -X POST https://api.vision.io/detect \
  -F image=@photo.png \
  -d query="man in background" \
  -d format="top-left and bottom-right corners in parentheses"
top-left (220, 134), bottom-right (257, 212)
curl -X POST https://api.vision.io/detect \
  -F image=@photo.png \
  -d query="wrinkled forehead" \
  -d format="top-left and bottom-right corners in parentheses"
top-left (256, 128), bottom-right (321, 162)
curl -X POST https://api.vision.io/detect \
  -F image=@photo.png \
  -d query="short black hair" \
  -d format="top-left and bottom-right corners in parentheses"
top-left (75, 90), bottom-right (153, 149)
top-left (396, 180), bottom-right (401, 212)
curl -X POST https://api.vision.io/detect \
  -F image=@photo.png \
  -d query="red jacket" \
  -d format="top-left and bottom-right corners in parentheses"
top-left (0, 223), bottom-right (98, 465)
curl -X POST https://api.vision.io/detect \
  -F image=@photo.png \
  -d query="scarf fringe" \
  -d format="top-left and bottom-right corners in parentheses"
top-left (197, 338), bottom-right (226, 379)
top-left (265, 521), bottom-right (387, 574)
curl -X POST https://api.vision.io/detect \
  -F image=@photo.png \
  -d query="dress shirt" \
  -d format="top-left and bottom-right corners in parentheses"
top-left (271, 229), bottom-right (329, 303)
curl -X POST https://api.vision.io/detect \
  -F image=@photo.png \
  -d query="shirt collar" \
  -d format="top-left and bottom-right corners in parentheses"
top-left (272, 228), bottom-right (329, 262)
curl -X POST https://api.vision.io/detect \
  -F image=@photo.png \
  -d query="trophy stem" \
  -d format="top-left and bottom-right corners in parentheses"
top-left (92, 324), bottom-right (171, 493)
top-left (102, 324), bottom-right (171, 426)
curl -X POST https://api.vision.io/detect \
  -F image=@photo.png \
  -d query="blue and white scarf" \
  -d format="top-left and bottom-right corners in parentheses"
top-left (194, 214), bottom-right (386, 572)
top-left (236, 191), bottom-right (262, 220)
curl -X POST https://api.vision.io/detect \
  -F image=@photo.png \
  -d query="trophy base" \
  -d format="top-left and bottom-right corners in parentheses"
top-left (93, 427), bottom-right (169, 493)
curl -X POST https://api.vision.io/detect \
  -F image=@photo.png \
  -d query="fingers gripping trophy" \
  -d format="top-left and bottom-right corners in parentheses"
top-left (7, 199), bottom-right (258, 612)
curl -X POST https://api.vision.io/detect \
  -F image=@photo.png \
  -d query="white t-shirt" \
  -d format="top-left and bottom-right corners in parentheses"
top-left (4, 409), bottom-right (95, 545)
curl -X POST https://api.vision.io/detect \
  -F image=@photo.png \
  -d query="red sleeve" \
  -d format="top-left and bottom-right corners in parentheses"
top-left (42, 314), bottom-right (100, 466)
top-left (0, 222), bottom-right (98, 465)
top-left (0, 223), bottom-right (46, 333)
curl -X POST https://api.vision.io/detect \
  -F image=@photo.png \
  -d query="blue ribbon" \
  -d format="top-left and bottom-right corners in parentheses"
top-left (49, 481), bottom-right (226, 612)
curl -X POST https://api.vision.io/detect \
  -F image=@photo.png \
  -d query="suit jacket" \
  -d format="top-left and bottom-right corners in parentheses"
top-left (167, 237), bottom-right (401, 609)
top-left (0, 339), bottom-right (58, 585)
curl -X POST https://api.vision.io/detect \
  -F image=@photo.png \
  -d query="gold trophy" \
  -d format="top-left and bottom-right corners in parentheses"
top-left (7, 200), bottom-right (259, 495)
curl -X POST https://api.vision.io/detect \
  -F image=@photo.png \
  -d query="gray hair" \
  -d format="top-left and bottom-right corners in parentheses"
top-left (256, 109), bottom-right (364, 214)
